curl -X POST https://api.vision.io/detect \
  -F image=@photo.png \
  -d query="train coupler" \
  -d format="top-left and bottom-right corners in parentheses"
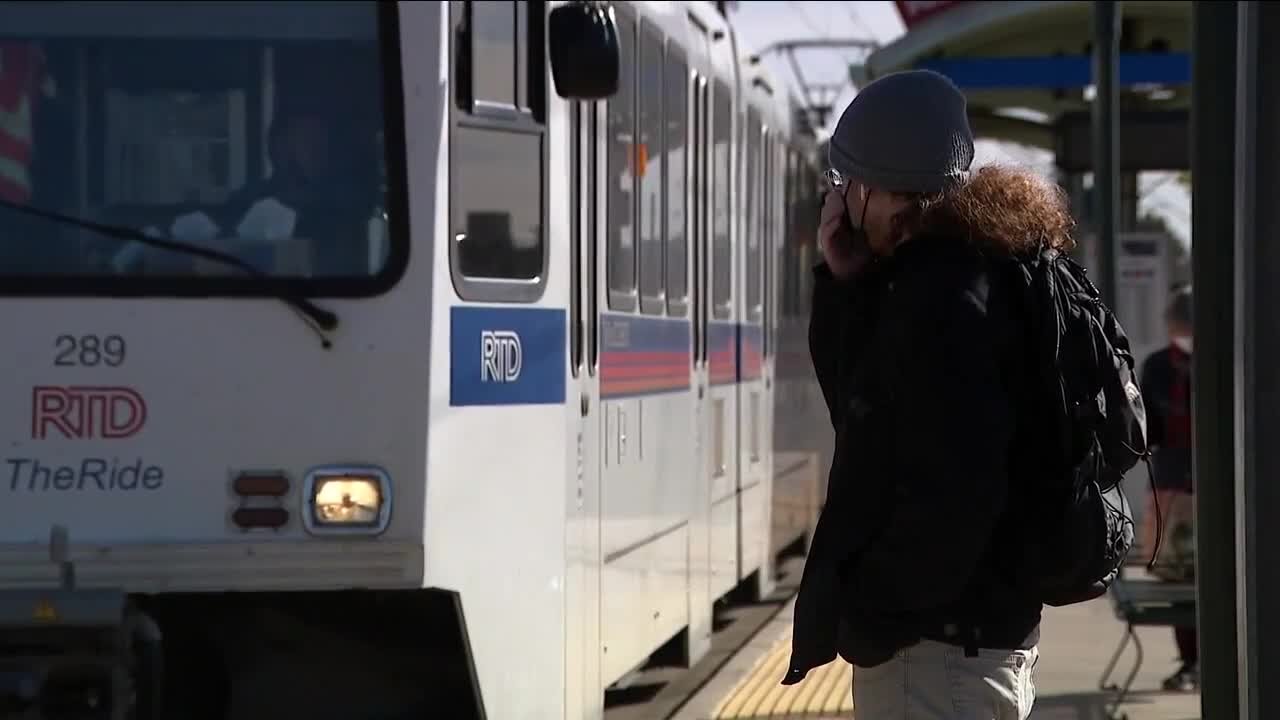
top-left (0, 526), bottom-right (163, 720)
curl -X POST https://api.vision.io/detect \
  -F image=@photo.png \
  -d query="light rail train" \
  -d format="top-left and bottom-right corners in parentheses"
top-left (0, 2), bottom-right (829, 718)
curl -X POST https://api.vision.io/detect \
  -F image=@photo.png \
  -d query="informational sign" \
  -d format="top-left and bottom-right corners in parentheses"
top-left (1115, 233), bottom-right (1172, 367)
top-left (894, 1), bottom-right (963, 28)
top-left (1075, 231), bottom-right (1173, 364)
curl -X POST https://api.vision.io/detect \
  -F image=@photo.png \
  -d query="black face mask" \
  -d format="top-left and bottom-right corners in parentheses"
top-left (841, 182), bottom-right (872, 251)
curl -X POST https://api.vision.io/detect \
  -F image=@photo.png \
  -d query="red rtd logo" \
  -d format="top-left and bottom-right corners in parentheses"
top-left (31, 386), bottom-right (147, 440)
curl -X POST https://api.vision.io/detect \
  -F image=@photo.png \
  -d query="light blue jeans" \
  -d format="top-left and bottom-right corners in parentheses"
top-left (853, 639), bottom-right (1038, 719)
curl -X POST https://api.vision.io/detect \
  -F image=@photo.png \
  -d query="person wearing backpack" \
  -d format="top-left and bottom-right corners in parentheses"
top-left (781, 69), bottom-right (1147, 720)
top-left (1139, 287), bottom-right (1198, 691)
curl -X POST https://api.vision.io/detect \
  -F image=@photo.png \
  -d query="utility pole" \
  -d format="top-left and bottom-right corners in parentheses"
top-left (1092, 0), bottom-right (1120, 306)
top-left (1190, 2), bottom-right (1240, 718)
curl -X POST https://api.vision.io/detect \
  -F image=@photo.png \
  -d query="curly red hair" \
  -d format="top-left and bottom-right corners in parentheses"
top-left (894, 165), bottom-right (1076, 255)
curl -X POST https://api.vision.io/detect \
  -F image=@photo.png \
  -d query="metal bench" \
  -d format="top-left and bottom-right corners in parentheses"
top-left (1099, 575), bottom-right (1197, 720)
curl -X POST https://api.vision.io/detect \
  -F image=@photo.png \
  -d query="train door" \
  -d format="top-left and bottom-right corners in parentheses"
top-left (598, 8), bottom-right (662, 686)
top-left (736, 109), bottom-right (768, 596)
top-left (687, 67), bottom-right (714, 665)
top-left (755, 133), bottom-right (778, 598)
top-left (566, 99), bottom-right (604, 720)
top-left (707, 78), bottom-right (739, 600)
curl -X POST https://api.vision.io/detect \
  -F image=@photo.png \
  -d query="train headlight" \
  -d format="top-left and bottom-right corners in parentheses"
top-left (302, 466), bottom-right (392, 536)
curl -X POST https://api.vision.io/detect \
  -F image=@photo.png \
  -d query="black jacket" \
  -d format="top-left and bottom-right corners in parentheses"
top-left (784, 233), bottom-right (1042, 680)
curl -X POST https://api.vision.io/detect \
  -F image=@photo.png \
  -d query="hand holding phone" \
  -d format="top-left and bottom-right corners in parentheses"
top-left (818, 189), bottom-right (871, 279)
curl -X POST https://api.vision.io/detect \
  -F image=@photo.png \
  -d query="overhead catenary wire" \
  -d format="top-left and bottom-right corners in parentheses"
top-left (742, 2), bottom-right (878, 130)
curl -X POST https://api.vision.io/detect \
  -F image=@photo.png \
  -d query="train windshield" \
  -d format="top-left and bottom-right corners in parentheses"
top-left (0, 1), bottom-right (406, 297)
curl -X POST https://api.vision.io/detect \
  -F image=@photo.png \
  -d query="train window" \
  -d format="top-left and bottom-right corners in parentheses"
top-left (711, 80), bottom-right (731, 318)
top-left (637, 23), bottom-right (665, 313)
top-left (761, 133), bottom-right (772, 352)
top-left (747, 125), bottom-right (757, 319)
top-left (794, 151), bottom-right (804, 317)
top-left (587, 106), bottom-right (600, 372)
top-left (450, 0), bottom-right (547, 301)
top-left (782, 148), bottom-right (802, 319)
top-left (768, 136), bottom-right (776, 324)
top-left (461, 1), bottom-right (542, 118)
top-left (768, 142), bottom-right (778, 325)
top-left (607, 10), bottom-right (636, 309)
top-left (665, 51), bottom-right (688, 315)
top-left (781, 150), bottom-right (793, 318)
top-left (692, 76), bottom-right (708, 365)
top-left (798, 156), bottom-right (816, 315)
top-left (767, 138), bottom-right (778, 351)
top-left (470, 1), bottom-right (516, 109)
top-left (745, 111), bottom-right (762, 321)
top-left (570, 103), bottom-right (582, 376)
top-left (0, 2), bottom-right (407, 298)
top-left (452, 126), bottom-right (543, 280)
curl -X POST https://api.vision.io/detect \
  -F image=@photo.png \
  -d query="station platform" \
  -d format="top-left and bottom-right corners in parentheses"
top-left (651, 565), bottom-right (1201, 720)
top-left (709, 630), bottom-right (851, 719)
top-left (693, 602), bottom-right (851, 720)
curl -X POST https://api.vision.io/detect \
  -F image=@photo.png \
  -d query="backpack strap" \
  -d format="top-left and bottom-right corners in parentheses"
top-left (1143, 454), bottom-right (1164, 571)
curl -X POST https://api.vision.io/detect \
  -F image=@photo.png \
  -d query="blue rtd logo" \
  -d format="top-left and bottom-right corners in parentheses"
top-left (451, 307), bottom-right (562, 406)
top-left (481, 330), bottom-right (523, 383)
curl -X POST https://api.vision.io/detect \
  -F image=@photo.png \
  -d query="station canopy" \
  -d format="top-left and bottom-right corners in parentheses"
top-left (854, 1), bottom-right (1191, 172)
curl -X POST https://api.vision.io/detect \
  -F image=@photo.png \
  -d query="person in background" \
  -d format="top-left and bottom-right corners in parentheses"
top-left (0, 41), bottom-right (55, 204)
top-left (1139, 286), bottom-right (1197, 692)
top-left (212, 107), bottom-right (377, 275)
top-left (118, 105), bottom-right (377, 276)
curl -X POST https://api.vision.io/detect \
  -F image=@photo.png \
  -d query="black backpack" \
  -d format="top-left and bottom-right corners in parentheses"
top-left (1008, 248), bottom-right (1152, 607)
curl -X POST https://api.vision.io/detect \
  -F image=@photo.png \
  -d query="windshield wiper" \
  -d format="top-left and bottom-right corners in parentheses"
top-left (0, 197), bottom-right (338, 349)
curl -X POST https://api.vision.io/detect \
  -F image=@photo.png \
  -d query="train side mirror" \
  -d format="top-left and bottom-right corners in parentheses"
top-left (549, 2), bottom-right (620, 100)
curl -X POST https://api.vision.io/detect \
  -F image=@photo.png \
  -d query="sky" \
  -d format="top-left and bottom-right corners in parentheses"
top-left (724, 1), bottom-right (1192, 246)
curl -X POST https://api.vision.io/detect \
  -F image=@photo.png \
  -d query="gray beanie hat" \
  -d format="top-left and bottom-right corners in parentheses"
top-left (828, 69), bottom-right (975, 194)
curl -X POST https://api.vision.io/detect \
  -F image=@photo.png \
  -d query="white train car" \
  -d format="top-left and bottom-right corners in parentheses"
top-left (0, 2), bottom-right (824, 719)
top-left (772, 118), bottom-right (831, 558)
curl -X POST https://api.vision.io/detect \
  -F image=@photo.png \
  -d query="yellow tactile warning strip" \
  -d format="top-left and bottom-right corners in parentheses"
top-left (710, 630), bottom-right (854, 719)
